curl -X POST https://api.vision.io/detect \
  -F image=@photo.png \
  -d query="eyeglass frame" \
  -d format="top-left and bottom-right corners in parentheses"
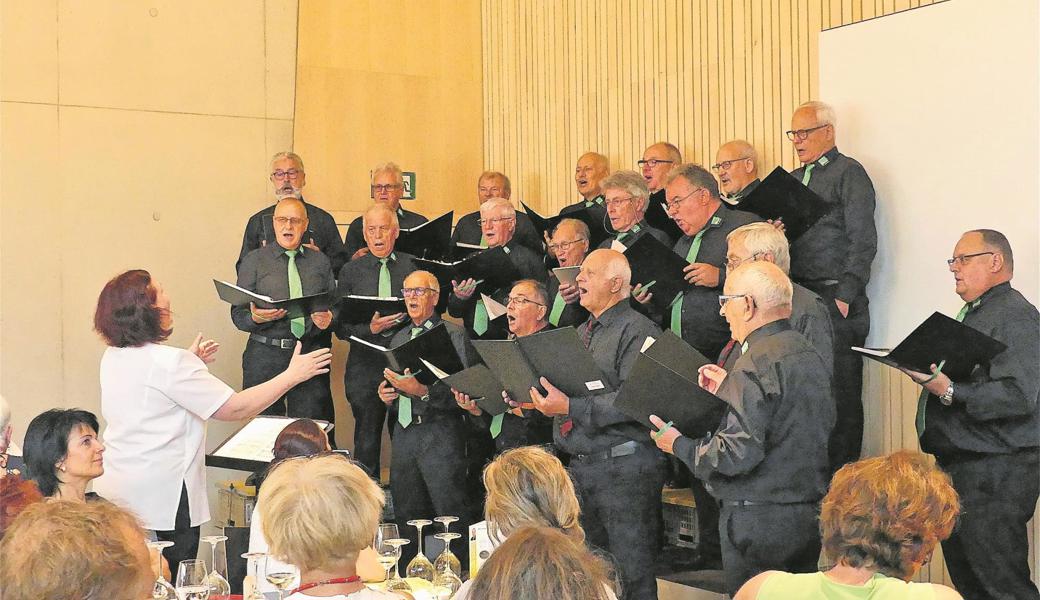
top-left (401, 287), bottom-right (439, 298)
top-left (637, 159), bottom-right (674, 169)
top-left (547, 237), bottom-right (588, 253)
top-left (718, 293), bottom-right (751, 308)
top-left (506, 295), bottom-right (545, 308)
top-left (946, 251), bottom-right (995, 267)
top-left (664, 188), bottom-right (704, 212)
top-left (477, 216), bottom-right (516, 226)
top-left (271, 168), bottom-right (303, 180)
top-left (785, 124), bottom-right (830, 141)
top-left (711, 157), bottom-right (752, 172)
top-left (273, 216), bottom-right (307, 227)
top-left (724, 252), bottom-right (764, 270)
top-left (372, 183), bottom-right (403, 192)
top-left (604, 195), bottom-right (638, 209)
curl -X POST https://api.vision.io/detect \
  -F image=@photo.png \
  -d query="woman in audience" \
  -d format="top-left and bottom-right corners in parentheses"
top-left (91, 268), bottom-right (332, 569)
top-left (249, 418), bottom-right (384, 592)
top-left (466, 526), bottom-right (616, 600)
top-left (735, 450), bottom-right (962, 600)
top-left (259, 453), bottom-right (401, 599)
top-left (454, 445), bottom-right (618, 600)
top-left (23, 408), bottom-right (105, 502)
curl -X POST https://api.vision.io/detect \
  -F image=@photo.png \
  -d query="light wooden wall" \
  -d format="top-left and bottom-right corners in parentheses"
top-left (481, 0), bottom-right (939, 214)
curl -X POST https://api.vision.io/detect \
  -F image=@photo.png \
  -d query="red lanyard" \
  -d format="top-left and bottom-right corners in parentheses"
top-left (288, 575), bottom-right (362, 595)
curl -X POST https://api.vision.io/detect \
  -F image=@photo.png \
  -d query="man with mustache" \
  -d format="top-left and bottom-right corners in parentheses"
top-left (237, 151), bottom-right (348, 274)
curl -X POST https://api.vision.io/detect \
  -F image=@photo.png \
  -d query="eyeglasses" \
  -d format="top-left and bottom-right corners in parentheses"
top-left (711, 157), bottom-right (751, 172)
top-left (724, 252), bottom-right (763, 270)
top-left (946, 251), bottom-right (995, 267)
top-left (664, 188), bottom-right (704, 212)
top-left (548, 238), bottom-right (587, 253)
top-left (507, 296), bottom-right (545, 308)
top-left (604, 196), bottom-right (637, 209)
top-left (271, 168), bottom-right (303, 180)
top-left (273, 216), bottom-right (306, 226)
top-left (718, 293), bottom-right (750, 308)
top-left (785, 124), bottom-right (829, 141)
top-left (372, 184), bottom-right (403, 192)
top-left (401, 287), bottom-right (438, 297)
top-left (478, 216), bottom-right (515, 226)
top-left (365, 225), bottom-right (393, 235)
top-left (637, 159), bottom-right (674, 169)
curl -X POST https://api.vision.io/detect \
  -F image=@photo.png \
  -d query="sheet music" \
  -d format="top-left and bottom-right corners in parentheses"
top-left (211, 416), bottom-right (328, 463)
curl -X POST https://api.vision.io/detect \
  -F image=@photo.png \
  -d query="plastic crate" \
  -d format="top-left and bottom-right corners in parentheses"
top-left (661, 487), bottom-right (698, 549)
top-left (216, 479), bottom-right (256, 528)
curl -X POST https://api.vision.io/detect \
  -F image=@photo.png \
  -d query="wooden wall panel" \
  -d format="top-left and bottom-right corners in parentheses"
top-left (481, 0), bottom-right (938, 215)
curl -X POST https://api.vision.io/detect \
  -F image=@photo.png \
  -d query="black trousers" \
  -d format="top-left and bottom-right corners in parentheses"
top-left (822, 292), bottom-right (869, 473)
top-left (155, 483), bottom-right (200, 572)
top-left (344, 366), bottom-right (389, 476)
top-left (718, 502), bottom-right (821, 595)
top-left (242, 337), bottom-right (334, 423)
top-left (389, 416), bottom-right (478, 574)
top-left (569, 444), bottom-right (667, 600)
top-left (689, 475), bottom-right (721, 560)
top-left (936, 449), bottom-right (1040, 600)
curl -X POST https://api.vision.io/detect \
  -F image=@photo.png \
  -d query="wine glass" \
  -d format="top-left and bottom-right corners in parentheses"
top-left (406, 519), bottom-right (436, 581)
top-left (175, 559), bottom-right (211, 600)
top-left (200, 535), bottom-right (231, 597)
top-left (431, 553), bottom-right (463, 599)
top-left (241, 552), bottom-right (267, 600)
top-left (263, 556), bottom-right (299, 600)
top-left (433, 532), bottom-right (462, 578)
top-left (434, 515), bottom-right (459, 535)
top-left (146, 541), bottom-right (176, 599)
top-left (375, 523), bottom-right (411, 593)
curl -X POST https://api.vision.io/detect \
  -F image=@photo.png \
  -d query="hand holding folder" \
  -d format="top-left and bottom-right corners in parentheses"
top-left (734, 166), bottom-right (830, 241)
top-left (214, 279), bottom-right (332, 313)
top-left (349, 322), bottom-right (464, 386)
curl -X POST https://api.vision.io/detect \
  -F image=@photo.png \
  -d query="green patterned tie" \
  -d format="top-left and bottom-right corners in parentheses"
top-left (474, 299), bottom-right (489, 336)
top-left (490, 413), bottom-right (504, 439)
top-left (548, 291), bottom-right (566, 326)
top-left (397, 326), bottom-right (425, 428)
top-left (669, 228), bottom-right (707, 337)
top-left (378, 257), bottom-right (391, 297)
top-left (285, 250), bottom-right (305, 338)
top-left (801, 162), bottom-right (815, 185)
top-left (915, 300), bottom-right (978, 435)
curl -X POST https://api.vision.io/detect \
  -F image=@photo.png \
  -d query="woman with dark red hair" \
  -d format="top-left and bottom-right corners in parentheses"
top-left (91, 269), bottom-right (332, 568)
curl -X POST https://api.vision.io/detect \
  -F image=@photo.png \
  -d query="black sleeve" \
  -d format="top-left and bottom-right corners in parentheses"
top-left (236, 215), bottom-right (261, 274)
top-left (232, 253), bottom-right (262, 333)
top-left (344, 218), bottom-right (365, 260)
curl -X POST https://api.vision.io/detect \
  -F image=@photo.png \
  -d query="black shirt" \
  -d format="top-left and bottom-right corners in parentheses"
top-left (673, 320), bottom-right (834, 503)
top-left (789, 147), bottom-right (878, 303)
top-left (344, 207), bottom-right (427, 260)
top-left (546, 272), bottom-right (589, 328)
top-left (921, 282), bottom-right (1040, 455)
top-left (237, 198), bottom-right (348, 275)
top-left (553, 301), bottom-right (662, 455)
top-left (451, 209), bottom-right (545, 256)
top-left (447, 240), bottom-right (548, 336)
top-left (387, 315), bottom-right (478, 419)
top-left (232, 244), bottom-right (336, 340)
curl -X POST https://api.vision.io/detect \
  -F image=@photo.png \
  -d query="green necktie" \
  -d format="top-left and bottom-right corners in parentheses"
top-left (378, 257), bottom-right (391, 297)
top-left (801, 162), bottom-right (815, 185)
top-left (490, 413), bottom-right (504, 439)
top-left (669, 228), bottom-right (708, 337)
top-left (548, 291), bottom-right (566, 326)
top-left (479, 234), bottom-right (488, 248)
top-left (397, 326), bottom-right (425, 428)
top-left (616, 223), bottom-right (640, 245)
top-left (915, 300), bottom-right (978, 435)
top-left (474, 299), bottom-right (489, 336)
top-left (285, 250), bottom-right (305, 338)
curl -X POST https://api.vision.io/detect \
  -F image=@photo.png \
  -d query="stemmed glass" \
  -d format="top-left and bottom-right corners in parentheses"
top-left (175, 559), bottom-right (211, 600)
top-left (264, 556), bottom-right (299, 600)
top-left (406, 519), bottom-right (436, 581)
top-left (146, 541), bottom-right (176, 599)
top-left (375, 523), bottom-right (411, 593)
top-left (241, 552), bottom-right (267, 600)
top-left (433, 532), bottom-right (462, 578)
top-left (200, 535), bottom-right (231, 597)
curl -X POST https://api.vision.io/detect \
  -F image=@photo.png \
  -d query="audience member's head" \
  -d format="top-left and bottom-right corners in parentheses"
top-left (467, 526), bottom-right (617, 600)
top-left (506, 280), bottom-right (549, 337)
top-left (714, 140), bottom-right (759, 197)
top-left (821, 450), bottom-right (960, 580)
top-left (727, 222), bottom-right (791, 274)
top-left (23, 408), bottom-right (104, 500)
top-left (479, 197), bottom-right (517, 247)
top-left (478, 171), bottom-right (512, 203)
top-left (601, 170), bottom-right (650, 233)
top-left (362, 203), bottom-right (400, 259)
top-left (950, 229), bottom-right (1015, 302)
top-left (789, 100), bottom-right (837, 164)
top-left (371, 162), bottom-right (405, 209)
top-left (0, 500), bottom-right (153, 600)
top-left (575, 152), bottom-right (610, 200)
top-left (721, 262), bottom-right (793, 342)
top-left (94, 269), bottom-right (172, 347)
top-left (640, 142), bottom-right (683, 192)
top-left (576, 249), bottom-right (631, 316)
top-left (550, 218), bottom-right (591, 268)
top-left (270, 151), bottom-right (306, 200)
top-left (663, 163), bottom-right (722, 237)
top-left (260, 454), bottom-right (384, 575)
top-left (483, 446), bottom-right (583, 544)
top-left (256, 418), bottom-right (331, 491)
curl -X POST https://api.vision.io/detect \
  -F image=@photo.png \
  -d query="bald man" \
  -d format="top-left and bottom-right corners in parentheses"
top-left (639, 141), bottom-right (684, 244)
top-left (377, 270), bottom-right (481, 570)
top-left (651, 261), bottom-right (834, 595)
top-left (449, 171), bottom-right (543, 255)
top-left (233, 198), bottom-right (337, 422)
top-left (530, 249), bottom-right (665, 600)
top-left (334, 204), bottom-right (417, 474)
top-left (560, 152), bottom-right (610, 218)
top-left (713, 140), bottom-right (761, 204)
top-left (344, 162), bottom-right (428, 261)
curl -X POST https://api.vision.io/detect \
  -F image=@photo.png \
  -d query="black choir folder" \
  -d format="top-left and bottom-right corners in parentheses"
top-left (522, 201), bottom-right (610, 248)
top-left (349, 322), bottom-right (464, 386)
top-left (731, 166), bottom-right (830, 241)
top-left (852, 311), bottom-right (1006, 380)
top-left (471, 327), bottom-right (611, 403)
top-left (421, 360), bottom-right (510, 416)
top-left (206, 416), bottom-right (333, 472)
top-left (337, 295), bottom-right (407, 324)
top-left (213, 279), bottom-right (332, 313)
top-left (644, 194), bottom-right (684, 242)
top-left (396, 211), bottom-right (454, 260)
top-left (414, 246), bottom-right (521, 292)
top-left (614, 331), bottom-right (726, 438)
top-left (623, 234), bottom-right (690, 310)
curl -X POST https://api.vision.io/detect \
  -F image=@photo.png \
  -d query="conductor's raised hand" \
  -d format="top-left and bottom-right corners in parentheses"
top-left (529, 377), bottom-right (569, 416)
top-left (188, 332), bottom-right (220, 364)
top-left (649, 414), bottom-right (681, 455)
top-left (377, 380), bottom-right (399, 405)
top-left (250, 302), bottom-right (287, 324)
top-left (451, 278), bottom-right (479, 300)
top-left (285, 343), bottom-right (333, 385)
top-left (698, 363), bottom-right (728, 394)
top-left (370, 311), bottom-right (406, 334)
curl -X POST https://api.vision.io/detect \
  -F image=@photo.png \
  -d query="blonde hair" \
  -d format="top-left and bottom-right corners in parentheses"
top-left (0, 500), bottom-right (152, 600)
top-left (468, 527), bottom-right (616, 600)
top-left (478, 171), bottom-right (512, 198)
top-left (371, 162), bottom-right (404, 185)
top-left (483, 446), bottom-right (584, 544)
top-left (259, 455), bottom-right (385, 571)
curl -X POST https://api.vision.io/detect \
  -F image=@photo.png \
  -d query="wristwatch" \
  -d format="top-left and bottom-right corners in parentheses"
top-left (939, 383), bottom-right (955, 405)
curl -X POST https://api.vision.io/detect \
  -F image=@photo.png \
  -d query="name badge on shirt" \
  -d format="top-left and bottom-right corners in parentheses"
top-left (585, 380), bottom-right (605, 391)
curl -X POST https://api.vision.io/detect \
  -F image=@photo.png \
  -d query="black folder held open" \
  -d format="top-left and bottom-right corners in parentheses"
top-left (622, 234), bottom-right (690, 310)
top-left (396, 211), bottom-right (454, 260)
top-left (421, 360), bottom-right (511, 416)
top-left (337, 295), bottom-right (407, 324)
top-left (471, 327), bottom-right (611, 402)
top-left (852, 311), bottom-right (1006, 381)
top-left (522, 201), bottom-right (611, 249)
top-left (732, 166), bottom-right (830, 241)
top-left (644, 194), bottom-right (683, 242)
top-left (349, 322), bottom-right (464, 386)
top-left (414, 245), bottom-right (522, 293)
top-left (213, 279), bottom-right (332, 313)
